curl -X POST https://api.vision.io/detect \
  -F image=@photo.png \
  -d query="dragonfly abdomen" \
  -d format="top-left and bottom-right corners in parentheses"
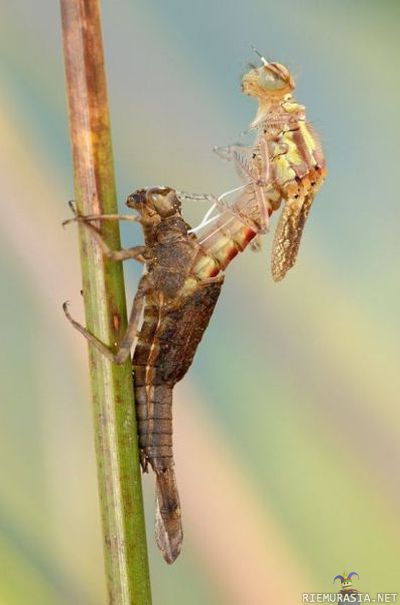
top-left (135, 379), bottom-right (174, 472)
top-left (133, 303), bottom-right (174, 472)
top-left (194, 211), bottom-right (257, 279)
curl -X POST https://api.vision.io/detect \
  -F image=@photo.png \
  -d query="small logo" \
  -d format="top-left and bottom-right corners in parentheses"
top-left (334, 571), bottom-right (360, 594)
top-left (302, 570), bottom-right (398, 602)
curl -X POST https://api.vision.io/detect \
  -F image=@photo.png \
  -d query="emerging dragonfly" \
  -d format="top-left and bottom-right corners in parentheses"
top-left (64, 188), bottom-right (224, 563)
top-left (64, 51), bottom-right (326, 563)
top-left (182, 47), bottom-right (326, 281)
top-left (63, 173), bottom-right (281, 562)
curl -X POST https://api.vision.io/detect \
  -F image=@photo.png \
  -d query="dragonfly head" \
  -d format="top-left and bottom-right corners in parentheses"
top-left (241, 50), bottom-right (295, 100)
top-left (127, 187), bottom-right (182, 219)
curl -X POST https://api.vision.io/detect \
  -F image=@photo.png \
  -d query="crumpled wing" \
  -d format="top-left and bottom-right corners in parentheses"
top-left (271, 189), bottom-right (315, 282)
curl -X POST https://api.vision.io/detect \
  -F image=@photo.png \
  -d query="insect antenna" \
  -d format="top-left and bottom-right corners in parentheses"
top-left (251, 45), bottom-right (268, 66)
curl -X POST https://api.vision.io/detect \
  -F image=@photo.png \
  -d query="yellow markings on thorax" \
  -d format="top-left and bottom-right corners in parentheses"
top-left (298, 121), bottom-right (317, 156)
top-left (273, 155), bottom-right (295, 186)
top-left (282, 101), bottom-right (305, 113)
top-left (272, 130), bottom-right (303, 186)
top-left (283, 132), bottom-right (303, 165)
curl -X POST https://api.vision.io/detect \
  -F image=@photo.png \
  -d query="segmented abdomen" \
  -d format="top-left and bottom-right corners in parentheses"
top-left (133, 281), bottom-right (222, 472)
top-left (133, 301), bottom-right (173, 472)
top-left (193, 205), bottom-right (258, 280)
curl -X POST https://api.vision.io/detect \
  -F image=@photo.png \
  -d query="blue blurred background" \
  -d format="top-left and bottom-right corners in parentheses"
top-left (1, 0), bottom-right (399, 603)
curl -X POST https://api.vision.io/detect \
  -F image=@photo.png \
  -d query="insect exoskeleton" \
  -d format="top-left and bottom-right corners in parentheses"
top-left (127, 186), bottom-right (182, 218)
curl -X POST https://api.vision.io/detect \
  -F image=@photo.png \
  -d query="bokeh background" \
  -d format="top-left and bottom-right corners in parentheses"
top-left (1, 0), bottom-right (399, 603)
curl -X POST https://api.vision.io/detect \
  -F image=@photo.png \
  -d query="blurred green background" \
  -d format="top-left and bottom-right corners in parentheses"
top-left (1, 0), bottom-right (399, 603)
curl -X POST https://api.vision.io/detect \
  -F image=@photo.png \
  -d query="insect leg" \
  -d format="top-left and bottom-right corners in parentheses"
top-left (63, 201), bottom-right (139, 227)
top-left (215, 143), bottom-right (267, 185)
top-left (213, 143), bottom-right (247, 162)
top-left (69, 216), bottom-right (147, 262)
top-left (242, 137), bottom-right (272, 232)
top-left (175, 190), bottom-right (220, 205)
top-left (257, 135), bottom-right (271, 185)
top-left (253, 184), bottom-right (270, 232)
top-left (63, 213), bottom-right (139, 227)
top-left (177, 184), bottom-right (245, 212)
top-left (91, 234), bottom-right (147, 262)
top-left (63, 275), bottom-right (150, 364)
top-left (112, 276), bottom-right (150, 363)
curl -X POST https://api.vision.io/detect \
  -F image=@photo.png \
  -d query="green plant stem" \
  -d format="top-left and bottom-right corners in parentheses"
top-left (60, 1), bottom-right (152, 603)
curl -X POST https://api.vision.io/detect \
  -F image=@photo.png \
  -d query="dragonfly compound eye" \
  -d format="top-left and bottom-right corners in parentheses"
top-left (259, 63), bottom-right (294, 91)
top-left (242, 62), bottom-right (295, 98)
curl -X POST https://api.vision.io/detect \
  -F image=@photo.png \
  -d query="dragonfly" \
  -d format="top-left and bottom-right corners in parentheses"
top-left (63, 175), bottom-right (289, 562)
top-left (64, 50), bottom-right (326, 563)
top-left (64, 187), bottom-right (224, 563)
top-left (181, 47), bottom-right (326, 281)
